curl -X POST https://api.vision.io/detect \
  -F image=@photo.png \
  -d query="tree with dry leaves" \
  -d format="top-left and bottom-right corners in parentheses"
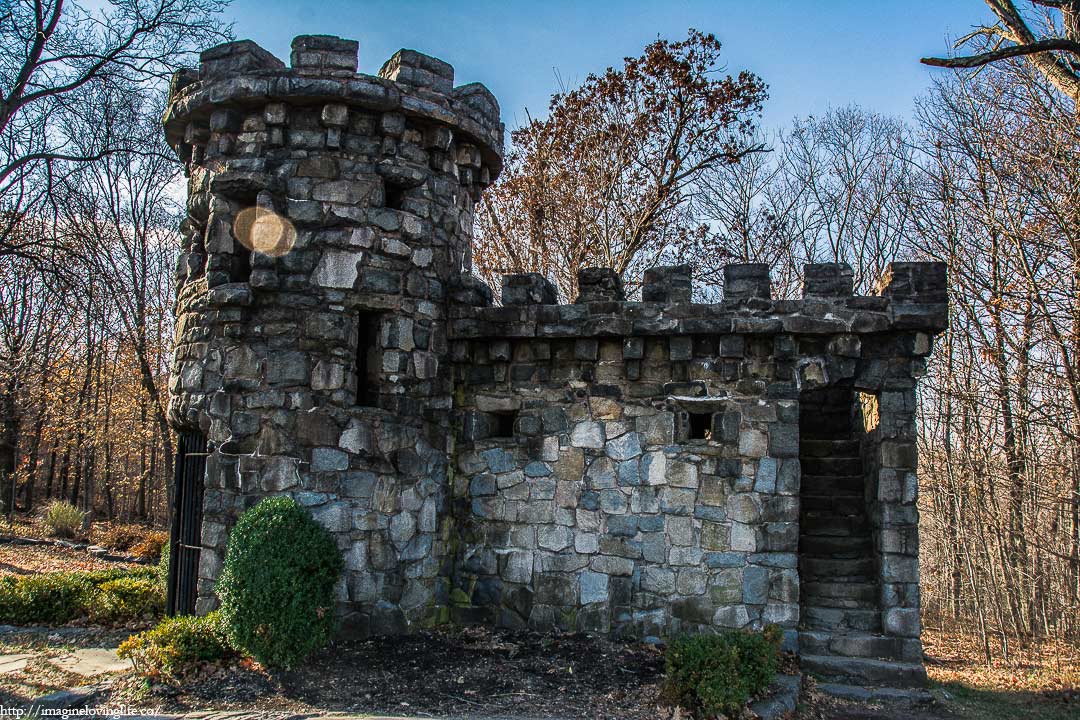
top-left (474, 30), bottom-right (767, 301)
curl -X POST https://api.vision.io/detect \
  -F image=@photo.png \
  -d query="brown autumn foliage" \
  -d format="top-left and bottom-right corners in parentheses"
top-left (474, 30), bottom-right (767, 301)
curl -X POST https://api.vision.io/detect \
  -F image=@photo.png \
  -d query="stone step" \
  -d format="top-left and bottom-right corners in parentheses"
top-left (799, 535), bottom-right (872, 558)
top-left (814, 682), bottom-right (934, 703)
top-left (799, 630), bottom-right (922, 662)
top-left (800, 514), bottom-right (871, 537)
top-left (799, 409), bottom-right (853, 429)
top-left (802, 595), bottom-right (877, 610)
top-left (802, 581), bottom-right (878, 605)
top-left (800, 475), bottom-right (864, 494)
top-left (799, 438), bottom-right (862, 457)
top-left (800, 654), bottom-right (927, 688)
top-left (801, 494), bottom-right (866, 515)
top-left (801, 556), bottom-right (876, 580)
top-left (800, 457), bottom-right (863, 476)
top-left (800, 606), bottom-right (882, 633)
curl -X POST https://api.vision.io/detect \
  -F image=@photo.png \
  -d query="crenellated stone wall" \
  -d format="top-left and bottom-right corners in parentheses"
top-left (445, 262), bottom-right (945, 660)
top-left (165, 33), bottom-right (947, 686)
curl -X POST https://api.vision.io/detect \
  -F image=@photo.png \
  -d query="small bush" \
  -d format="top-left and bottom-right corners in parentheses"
top-left (117, 610), bottom-right (232, 679)
top-left (92, 577), bottom-right (165, 622)
top-left (216, 496), bottom-right (343, 668)
top-left (0, 573), bottom-right (93, 624)
top-left (43, 501), bottom-right (86, 538)
top-left (130, 531), bottom-right (168, 561)
top-left (97, 523), bottom-right (142, 552)
top-left (0, 567), bottom-right (162, 625)
top-left (156, 541), bottom-right (171, 589)
top-left (663, 626), bottom-right (783, 718)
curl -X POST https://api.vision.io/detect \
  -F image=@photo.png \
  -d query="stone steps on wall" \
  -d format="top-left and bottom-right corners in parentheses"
top-left (799, 439), bottom-right (862, 457)
top-left (799, 654), bottom-right (927, 688)
top-left (802, 581), bottom-right (878, 607)
top-left (800, 474), bottom-right (865, 494)
top-left (800, 606), bottom-right (883, 633)
top-left (800, 456), bottom-right (864, 476)
top-left (799, 630), bottom-right (921, 663)
top-left (801, 495), bottom-right (866, 515)
top-left (800, 514), bottom-right (872, 537)
top-left (799, 535), bottom-right (873, 558)
top-left (801, 591), bottom-right (876, 612)
top-left (800, 555), bottom-right (875, 575)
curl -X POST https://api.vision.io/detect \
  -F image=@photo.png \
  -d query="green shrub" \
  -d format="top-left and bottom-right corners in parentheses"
top-left (0, 567), bottom-right (162, 625)
top-left (117, 610), bottom-right (232, 679)
top-left (216, 496), bottom-right (343, 668)
top-left (0, 573), bottom-right (93, 624)
top-left (43, 501), bottom-right (86, 538)
top-left (663, 625), bottom-right (783, 718)
top-left (156, 541), bottom-right (171, 590)
top-left (93, 577), bottom-right (165, 622)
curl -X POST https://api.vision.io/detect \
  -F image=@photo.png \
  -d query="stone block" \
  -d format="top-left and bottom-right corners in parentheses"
top-left (803, 263), bottom-right (854, 297)
top-left (575, 267), bottom-right (625, 302)
top-left (642, 264), bottom-right (692, 302)
top-left (580, 571), bottom-right (609, 605)
top-left (724, 263), bottom-right (770, 300)
top-left (200, 40), bottom-right (284, 79)
top-left (605, 432), bottom-right (641, 461)
top-left (291, 35), bottom-right (359, 72)
top-left (502, 272), bottom-right (557, 305)
top-left (379, 48), bottom-right (455, 93)
top-left (883, 608), bottom-right (921, 638)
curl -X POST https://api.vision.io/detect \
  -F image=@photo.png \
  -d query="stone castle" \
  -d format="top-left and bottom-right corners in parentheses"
top-left (164, 35), bottom-right (947, 687)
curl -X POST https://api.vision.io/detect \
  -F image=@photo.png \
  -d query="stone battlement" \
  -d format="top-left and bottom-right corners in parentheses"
top-left (452, 262), bottom-right (947, 339)
top-left (164, 34), bottom-right (502, 191)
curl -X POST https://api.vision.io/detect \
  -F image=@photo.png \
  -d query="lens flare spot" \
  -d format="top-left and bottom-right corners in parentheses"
top-left (233, 207), bottom-right (296, 257)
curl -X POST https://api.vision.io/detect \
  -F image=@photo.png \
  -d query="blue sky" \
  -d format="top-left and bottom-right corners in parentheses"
top-left (227, 0), bottom-right (995, 130)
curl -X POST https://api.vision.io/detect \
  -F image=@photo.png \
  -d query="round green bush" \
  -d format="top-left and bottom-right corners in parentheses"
top-left (216, 496), bottom-right (343, 668)
top-left (662, 625), bottom-right (783, 718)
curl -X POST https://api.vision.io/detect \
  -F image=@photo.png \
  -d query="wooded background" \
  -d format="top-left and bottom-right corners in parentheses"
top-left (0, 0), bottom-right (1076, 660)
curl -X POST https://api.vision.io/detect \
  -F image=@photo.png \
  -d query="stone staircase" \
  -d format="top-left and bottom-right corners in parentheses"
top-left (798, 398), bottom-right (926, 688)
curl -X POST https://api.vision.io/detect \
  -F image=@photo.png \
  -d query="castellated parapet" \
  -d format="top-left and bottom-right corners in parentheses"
top-left (165, 35), bottom-right (947, 687)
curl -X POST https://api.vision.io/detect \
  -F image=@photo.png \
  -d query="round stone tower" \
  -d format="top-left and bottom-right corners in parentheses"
top-left (163, 35), bottom-right (502, 632)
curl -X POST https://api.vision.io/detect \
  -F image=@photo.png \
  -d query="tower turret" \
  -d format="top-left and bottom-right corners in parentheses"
top-left (164, 34), bottom-right (502, 631)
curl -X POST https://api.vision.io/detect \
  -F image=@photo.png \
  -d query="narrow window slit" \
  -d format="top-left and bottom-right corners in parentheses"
top-left (356, 311), bottom-right (381, 407)
top-left (385, 183), bottom-right (407, 211)
top-left (230, 243), bottom-right (252, 283)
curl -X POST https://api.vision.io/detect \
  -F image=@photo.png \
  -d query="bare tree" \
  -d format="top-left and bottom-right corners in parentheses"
top-left (922, 1), bottom-right (1080, 105)
top-left (0, 0), bottom-right (230, 258)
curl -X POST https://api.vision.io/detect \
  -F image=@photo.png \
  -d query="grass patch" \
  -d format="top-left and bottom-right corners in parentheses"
top-left (0, 566), bottom-right (162, 625)
top-left (938, 681), bottom-right (1079, 720)
top-left (924, 627), bottom-right (1079, 720)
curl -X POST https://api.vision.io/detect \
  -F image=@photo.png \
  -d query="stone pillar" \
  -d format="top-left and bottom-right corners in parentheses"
top-left (871, 386), bottom-right (922, 658)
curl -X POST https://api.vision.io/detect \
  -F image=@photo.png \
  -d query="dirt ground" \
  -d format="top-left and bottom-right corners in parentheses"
top-left (0, 541), bottom-right (1077, 719)
top-left (111, 626), bottom-right (671, 719)
top-left (0, 543), bottom-right (139, 576)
